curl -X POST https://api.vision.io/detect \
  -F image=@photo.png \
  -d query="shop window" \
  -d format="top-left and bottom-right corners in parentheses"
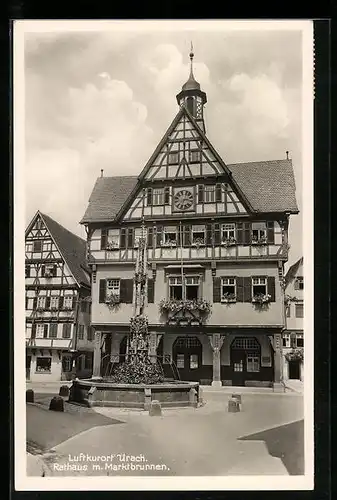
top-left (176, 354), bottom-right (185, 369)
top-left (36, 357), bottom-right (51, 373)
top-left (190, 354), bottom-right (198, 369)
top-left (247, 354), bottom-right (260, 372)
top-left (233, 361), bottom-right (243, 372)
top-left (295, 303), bottom-right (304, 318)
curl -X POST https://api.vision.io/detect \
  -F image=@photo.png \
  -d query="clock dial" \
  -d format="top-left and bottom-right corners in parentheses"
top-left (173, 189), bottom-right (194, 211)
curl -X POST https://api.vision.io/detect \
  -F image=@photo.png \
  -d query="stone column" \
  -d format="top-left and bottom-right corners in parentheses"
top-left (273, 333), bottom-right (283, 387)
top-left (92, 331), bottom-right (102, 379)
top-left (149, 333), bottom-right (161, 364)
top-left (209, 334), bottom-right (225, 387)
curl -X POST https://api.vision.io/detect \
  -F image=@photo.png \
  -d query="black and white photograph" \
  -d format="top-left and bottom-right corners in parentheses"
top-left (14, 20), bottom-right (314, 491)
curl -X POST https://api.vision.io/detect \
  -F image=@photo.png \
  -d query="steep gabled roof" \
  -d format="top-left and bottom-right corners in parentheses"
top-left (80, 158), bottom-right (299, 223)
top-left (228, 159), bottom-right (299, 214)
top-left (26, 211), bottom-right (90, 288)
top-left (284, 257), bottom-right (303, 287)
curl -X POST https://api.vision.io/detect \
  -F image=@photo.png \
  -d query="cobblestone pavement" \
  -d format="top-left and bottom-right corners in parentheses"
top-left (26, 391), bottom-right (304, 477)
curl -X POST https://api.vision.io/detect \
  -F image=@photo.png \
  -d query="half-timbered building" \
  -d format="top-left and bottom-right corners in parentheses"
top-left (282, 257), bottom-right (304, 381)
top-left (81, 50), bottom-right (299, 388)
top-left (25, 211), bottom-right (93, 381)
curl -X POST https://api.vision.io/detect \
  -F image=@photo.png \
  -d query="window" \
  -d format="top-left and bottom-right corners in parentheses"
top-left (62, 356), bottom-right (72, 372)
top-left (290, 333), bottom-right (297, 348)
top-left (153, 188), bottom-right (165, 206)
top-left (251, 222), bottom-right (267, 244)
top-left (36, 323), bottom-right (45, 337)
top-left (25, 242), bottom-right (33, 253)
top-left (168, 152), bottom-right (179, 164)
top-left (50, 296), bottom-right (59, 309)
top-left (36, 357), bottom-right (51, 373)
top-left (162, 226), bottom-right (177, 246)
top-left (78, 325), bottom-right (85, 340)
top-left (247, 354), bottom-right (260, 372)
top-left (234, 361), bottom-right (243, 372)
top-left (33, 240), bottom-right (42, 252)
top-left (44, 264), bottom-right (56, 278)
top-left (204, 185), bottom-right (215, 203)
top-left (283, 334), bottom-right (290, 348)
top-left (286, 304), bottom-right (291, 317)
top-left (295, 303), bottom-right (304, 318)
top-left (252, 277), bottom-right (267, 297)
top-left (42, 241), bottom-right (52, 252)
top-left (62, 323), bottom-right (72, 339)
top-left (232, 338), bottom-right (260, 350)
top-left (296, 334), bottom-right (304, 347)
top-left (35, 220), bottom-right (43, 230)
top-left (106, 229), bottom-right (120, 250)
top-left (36, 296), bottom-right (46, 310)
top-left (49, 324), bottom-right (58, 338)
top-left (221, 223), bottom-right (236, 243)
top-left (63, 296), bottom-right (73, 309)
top-left (25, 265), bottom-right (30, 278)
top-left (169, 276), bottom-right (183, 300)
top-left (185, 276), bottom-right (200, 300)
top-left (106, 279), bottom-right (120, 299)
top-left (189, 150), bottom-right (201, 163)
top-left (176, 354), bottom-right (184, 368)
top-left (190, 354), bottom-right (198, 369)
top-left (295, 277), bottom-right (304, 290)
top-left (221, 278), bottom-right (236, 302)
top-left (191, 225), bottom-right (205, 246)
top-left (134, 227), bottom-right (144, 247)
top-left (87, 327), bottom-right (94, 341)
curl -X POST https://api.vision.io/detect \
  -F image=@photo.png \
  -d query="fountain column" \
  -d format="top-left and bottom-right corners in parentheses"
top-left (210, 333), bottom-right (225, 387)
top-left (92, 331), bottom-right (102, 379)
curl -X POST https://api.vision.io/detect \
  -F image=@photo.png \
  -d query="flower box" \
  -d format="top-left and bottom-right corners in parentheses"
top-left (221, 238), bottom-right (237, 247)
top-left (159, 298), bottom-right (212, 316)
top-left (252, 293), bottom-right (271, 305)
top-left (251, 237), bottom-right (268, 246)
top-left (221, 293), bottom-right (236, 303)
top-left (105, 293), bottom-right (120, 308)
top-left (285, 348), bottom-right (304, 362)
top-left (161, 241), bottom-right (177, 248)
top-left (105, 242), bottom-right (119, 251)
top-left (192, 238), bottom-right (205, 248)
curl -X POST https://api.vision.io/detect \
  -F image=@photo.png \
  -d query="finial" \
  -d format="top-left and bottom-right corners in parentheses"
top-left (286, 151), bottom-right (289, 160)
top-left (189, 41), bottom-right (194, 76)
top-left (101, 169), bottom-right (104, 177)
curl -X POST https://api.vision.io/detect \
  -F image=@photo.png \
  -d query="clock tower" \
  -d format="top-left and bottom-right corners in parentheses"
top-left (176, 44), bottom-right (207, 133)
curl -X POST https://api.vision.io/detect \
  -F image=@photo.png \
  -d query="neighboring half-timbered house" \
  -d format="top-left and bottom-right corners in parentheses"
top-left (25, 211), bottom-right (93, 381)
top-left (81, 50), bottom-right (299, 388)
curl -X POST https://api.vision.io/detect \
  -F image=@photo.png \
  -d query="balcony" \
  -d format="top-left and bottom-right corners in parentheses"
top-left (159, 298), bottom-right (212, 326)
top-left (26, 337), bottom-right (72, 349)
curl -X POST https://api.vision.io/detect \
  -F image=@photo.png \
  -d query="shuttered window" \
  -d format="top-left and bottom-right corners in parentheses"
top-left (236, 222), bottom-right (251, 245)
top-left (99, 279), bottom-right (133, 304)
top-left (147, 279), bottom-right (155, 303)
top-left (49, 323), bottom-right (58, 338)
top-left (62, 323), bottom-right (72, 339)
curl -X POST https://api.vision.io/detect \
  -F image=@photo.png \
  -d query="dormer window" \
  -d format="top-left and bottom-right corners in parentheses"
top-left (162, 226), bottom-right (177, 247)
top-left (168, 152), bottom-right (179, 165)
top-left (189, 150), bottom-right (201, 163)
top-left (192, 225), bottom-right (205, 246)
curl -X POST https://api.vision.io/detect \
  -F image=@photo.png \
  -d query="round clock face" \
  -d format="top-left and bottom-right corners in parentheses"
top-left (173, 189), bottom-right (194, 211)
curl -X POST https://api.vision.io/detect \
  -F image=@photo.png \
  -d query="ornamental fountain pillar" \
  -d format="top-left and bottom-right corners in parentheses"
top-left (92, 331), bottom-right (102, 379)
top-left (209, 333), bottom-right (225, 387)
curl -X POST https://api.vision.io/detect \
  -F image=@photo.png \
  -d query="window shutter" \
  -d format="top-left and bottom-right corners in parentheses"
top-left (243, 277), bottom-right (252, 302)
top-left (243, 223), bottom-right (251, 245)
top-left (120, 279), bottom-right (133, 304)
top-left (156, 226), bottom-right (163, 247)
top-left (294, 279), bottom-right (299, 290)
top-left (25, 265), bottom-right (30, 277)
top-left (70, 296), bottom-right (74, 309)
top-left (267, 277), bottom-right (276, 302)
top-left (213, 277), bottom-right (221, 302)
top-left (31, 323), bottom-right (36, 338)
top-left (120, 228), bottom-right (126, 249)
top-left (214, 223), bottom-right (221, 245)
top-left (164, 187), bottom-right (170, 205)
top-left (236, 223), bottom-right (243, 244)
top-left (206, 224), bottom-right (212, 245)
top-left (43, 324), bottom-right (48, 338)
top-left (147, 279), bottom-right (155, 303)
top-left (25, 296), bottom-right (28, 309)
top-left (147, 187), bottom-right (153, 205)
top-left (101, 228), bottom-right (108, 250)
top-left (183, 225), bottom-right (191, 246)
top-left (41, 265), bottom-right (45, 276)
top-left (236, 277), bottom-right (244, 302)
top-left (215, 183), bottom-right (222, 202)
top-left (99, 279), bottom-right (106, 303)
top-left (267, 221), bottom-right (275, 244)
top-left (59, 296), bottom-right (64, 309)
top-left (177, 224), bottom-right (182, 246)
top-left (198, 184), bottom-right (204, 203)
top-left (45, 296), bottom-right (51, 309)
top-left (53, 264), bottom-right (57, 276)
top-left (127, 227), bottom-right (134, 248)
top-left (33, 297), bottom-right (37, 310)
top-left (147, 227), bottom-right (153, 248)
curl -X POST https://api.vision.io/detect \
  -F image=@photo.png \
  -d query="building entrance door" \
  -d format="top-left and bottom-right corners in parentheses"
top-left (230, 337), bottom-right (261, 386)
top-left (172, 336), bottom-right (202, 382)
top-left (26, 355), bottom-right (31, 380)
top-left (288, 359), bottom-right (300, 379)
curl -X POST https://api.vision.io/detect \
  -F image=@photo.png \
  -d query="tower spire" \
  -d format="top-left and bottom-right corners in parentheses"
top-left (189, 41), bottom-right (194, 78)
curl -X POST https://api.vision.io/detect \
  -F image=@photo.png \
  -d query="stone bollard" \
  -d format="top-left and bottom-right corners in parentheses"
top-left (144, 388), bottom-right (151, 411)
top-left (26, 389), bottom-right (34, 403)
top-left (49, 395), bottom-right (64, 412)
top-left (59, 385), bottom-right (70, 397)
top-left (149, 400), bottom-right (162, 416)
top-left (231, 393), bottom-right (242, 404)
top-left (198, 387), bottom-right (204, 406)
top-left (189, 388), bottom-right (197, 407)
top-left (228, 397), bottom-right (240, 413)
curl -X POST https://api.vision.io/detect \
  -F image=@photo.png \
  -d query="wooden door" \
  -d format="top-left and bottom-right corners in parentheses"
top-left (289, 360), bottom-right (300, 379)
top-left (173, 336), bottom-right (202, 382)
top-left (26, 355), bottom-right (31, 380)
top-left (230, 350), bottom-right (245, 386)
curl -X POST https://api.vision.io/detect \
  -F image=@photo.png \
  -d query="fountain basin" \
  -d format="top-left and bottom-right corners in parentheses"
top-left (69, 378), bottom-right (200, 409)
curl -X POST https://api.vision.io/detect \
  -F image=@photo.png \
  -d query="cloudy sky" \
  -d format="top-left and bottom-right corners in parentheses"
top-left (23, 22), bottom-right (306, 268)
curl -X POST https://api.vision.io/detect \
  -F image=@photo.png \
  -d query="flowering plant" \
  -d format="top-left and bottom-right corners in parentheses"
top-left (285, 348), bottom-right (304, 362)
top-left (284, 294), bottom-right (298, 304)
top-left (252, 293), bottom-right (271, 304)
top-left (106, 240), bottom-right (119, 251)
top-left (161, 240), bottom-right (177, 248)
top-left (221, 292), bottom-right (236, 303)
top-left (221, 237), bottom-right (237, 247)
top-left (192, 237), bottom-right (205, 248)
top-left (105, 293), bottom-right (120, 308)
top-left (159, 298), bottom-right (212, 315)
top-left (134, 272), bottom-right (147, 286)
top-left (251, 235), bottom-right (268, 245)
